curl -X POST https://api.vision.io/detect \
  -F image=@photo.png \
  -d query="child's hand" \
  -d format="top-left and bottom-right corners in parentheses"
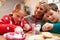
top-left (23, 24), bottom-right (31, 31)
top-left (42, 23), bottom-right (53, 31)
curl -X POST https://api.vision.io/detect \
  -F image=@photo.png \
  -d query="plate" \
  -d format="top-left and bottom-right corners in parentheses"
top-left (28, 35), bottom-right (43, 40)
top-left (28, 35), bottom-right (60, 40)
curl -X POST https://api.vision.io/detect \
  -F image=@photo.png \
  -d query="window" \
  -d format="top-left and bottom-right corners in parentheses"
top-left (48, 0), bottom-right (60, 10)
top-left (48, 0), bottom-right (53, 3)
top-left (53, 0), bottom-right (59, 3)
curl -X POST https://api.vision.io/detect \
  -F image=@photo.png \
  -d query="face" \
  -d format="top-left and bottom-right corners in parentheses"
top-left (13, 11), bottom-right (25, 22)
top-left (45, 10), bottom-right (58, 22)
top-left (34, 3), bottom-right (46, 18)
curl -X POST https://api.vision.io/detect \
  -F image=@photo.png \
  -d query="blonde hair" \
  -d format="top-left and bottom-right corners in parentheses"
top-left (12, 3), bottom-right (21, 13)
top-left (34, 2), bottom-right (50, 22)
top-left (34, 2), bottom-right (50, 15)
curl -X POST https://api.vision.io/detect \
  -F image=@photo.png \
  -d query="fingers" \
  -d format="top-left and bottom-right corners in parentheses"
top-left (42, 23), bottom-right (47, 31)
top-left (42, 26), bottom-right (48, 31)
top-left (23, 24), bottom-right (30, 31)
top-left (42, 23), bottom-right (49, 31)
top-left (42, 23), bottom-right (53, 32)
top-left (42, 26), bottom-right (45, 31)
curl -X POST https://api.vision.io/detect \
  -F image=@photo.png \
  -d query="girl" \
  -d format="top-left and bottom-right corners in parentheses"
top-left (0, 3), bottom-right (32, 34)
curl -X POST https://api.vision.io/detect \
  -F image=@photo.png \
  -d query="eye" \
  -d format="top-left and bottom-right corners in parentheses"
top-left (36, 7), bottom-right (39, 9)
top-left (46, 16), bottom-right (49, 18)
top-left (50, 13), bottom-right (53, 15)
top-left (16, 15), bottom-right (20, 17)
top-left (21, 17), bottom-right (23, 19)
top-left (40, 8), bottom-right (43, 10)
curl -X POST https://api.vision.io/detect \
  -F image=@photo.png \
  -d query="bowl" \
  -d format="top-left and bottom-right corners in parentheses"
top-left (3, 32), bottom-right (26, 40)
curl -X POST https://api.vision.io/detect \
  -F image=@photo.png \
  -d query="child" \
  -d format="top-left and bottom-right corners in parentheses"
top-left (42, 3), bottom-right (60, 34)
top-left (0, 3), bottom-right (32, 34)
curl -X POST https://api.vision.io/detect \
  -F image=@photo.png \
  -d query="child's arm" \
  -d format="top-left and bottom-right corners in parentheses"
top-left (0, 24), bottom-right (16, 34)
top-left (49, 22), bottom-right (60, 34)
top-left (0, 15), bottom-right (16, 34)
top-left (42, 22), bottom-right (60, 34)
top-left (22, 19), bottom-right (32, 32)
top-left (0, 15), bottom-right (11, 24)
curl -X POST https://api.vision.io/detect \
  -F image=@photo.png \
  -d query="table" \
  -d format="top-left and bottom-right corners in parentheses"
top-left (25, 31), bottom-right (60, 40)
top-left (0, 35), bottom-right (5, 40)
top-left (0, 32), bottom-right (60, 40)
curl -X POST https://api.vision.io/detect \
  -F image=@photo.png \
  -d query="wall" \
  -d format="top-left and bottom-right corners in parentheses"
top-left (1, 0), bottom-right (59, 18)
top-left (25, 0), bottom-right (48, 15)
top-left (25, 0), bottom-right (41, 15)
top-left (47, 0), bottom-right (60, 10)
top-left (25, 0), bottom-right (60, 15)
top-left (0, 0), bottom-right (22, 18)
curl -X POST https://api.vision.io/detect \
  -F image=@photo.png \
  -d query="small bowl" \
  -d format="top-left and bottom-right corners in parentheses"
top-left (3, 32), bottom-right (26, 40)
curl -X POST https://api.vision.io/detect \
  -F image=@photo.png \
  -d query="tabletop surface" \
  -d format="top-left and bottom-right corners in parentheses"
top-left (25, 31), bottom-right (60, 40)
top-left (0, 32), bottom-right (60, 40)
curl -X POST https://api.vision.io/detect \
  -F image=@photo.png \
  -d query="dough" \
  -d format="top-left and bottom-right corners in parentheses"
top-left (41, 32), bottom-right (53, 38)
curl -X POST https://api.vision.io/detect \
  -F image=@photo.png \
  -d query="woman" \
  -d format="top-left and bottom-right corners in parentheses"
top-left (24, 2), bottom-right (49, 31)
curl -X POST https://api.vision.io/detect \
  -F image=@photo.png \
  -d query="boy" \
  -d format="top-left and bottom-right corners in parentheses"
top-left (42, 3), bottom-right (60, 34)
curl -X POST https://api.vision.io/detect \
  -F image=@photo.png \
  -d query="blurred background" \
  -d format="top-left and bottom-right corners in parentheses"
top-left (0, 0), bottom-right (60, 18)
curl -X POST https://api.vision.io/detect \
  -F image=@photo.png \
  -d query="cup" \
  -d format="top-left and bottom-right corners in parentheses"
top-left (32, 23), bottom-right (41, 35)
top-left (31, 23), bottom-right (36, 34)
top-left (34, 24), bottom-right (41, 34)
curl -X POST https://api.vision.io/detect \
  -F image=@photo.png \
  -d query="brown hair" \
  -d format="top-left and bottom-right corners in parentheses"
top-left (42, 3), bottom-right (58, 22)
top-left (48, 3), bottom-right (58, 11)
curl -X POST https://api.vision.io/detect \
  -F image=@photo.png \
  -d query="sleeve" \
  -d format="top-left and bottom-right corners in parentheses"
top-left (22, 19), bottom-right (32, 32)
top-left (0, 24), bottom-right (16, 34)
top-left (0, 15), bottom-right (16, 34)
top-left (23, 19), bottom-right (27, 24)
top-left (0, 15), bottom-right (10, 24)
top-left (48, 22), bottom-right (60, 34)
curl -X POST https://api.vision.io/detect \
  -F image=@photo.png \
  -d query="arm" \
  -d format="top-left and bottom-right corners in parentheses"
top-left (0, 15), bottom-right (11, 24)
top-left (0, 15), bottom-right (16, 34)
top-left (47, 20), bottom-right (60, 34)
top-left (0, 24), bottom-right (16, 34)
top-left (42, 22), bottom-right (60, 34)
top-left (22, 19), bottom-right (32, 32)
top-left (49, 22), bottom-right (60, 34)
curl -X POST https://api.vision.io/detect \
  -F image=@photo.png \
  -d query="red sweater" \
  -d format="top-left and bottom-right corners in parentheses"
top-left (0, 15), bottom-right (32, 34)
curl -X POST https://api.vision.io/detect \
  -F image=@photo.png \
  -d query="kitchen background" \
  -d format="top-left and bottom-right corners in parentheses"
top-left (0, 0), bottom-right (60, 18)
